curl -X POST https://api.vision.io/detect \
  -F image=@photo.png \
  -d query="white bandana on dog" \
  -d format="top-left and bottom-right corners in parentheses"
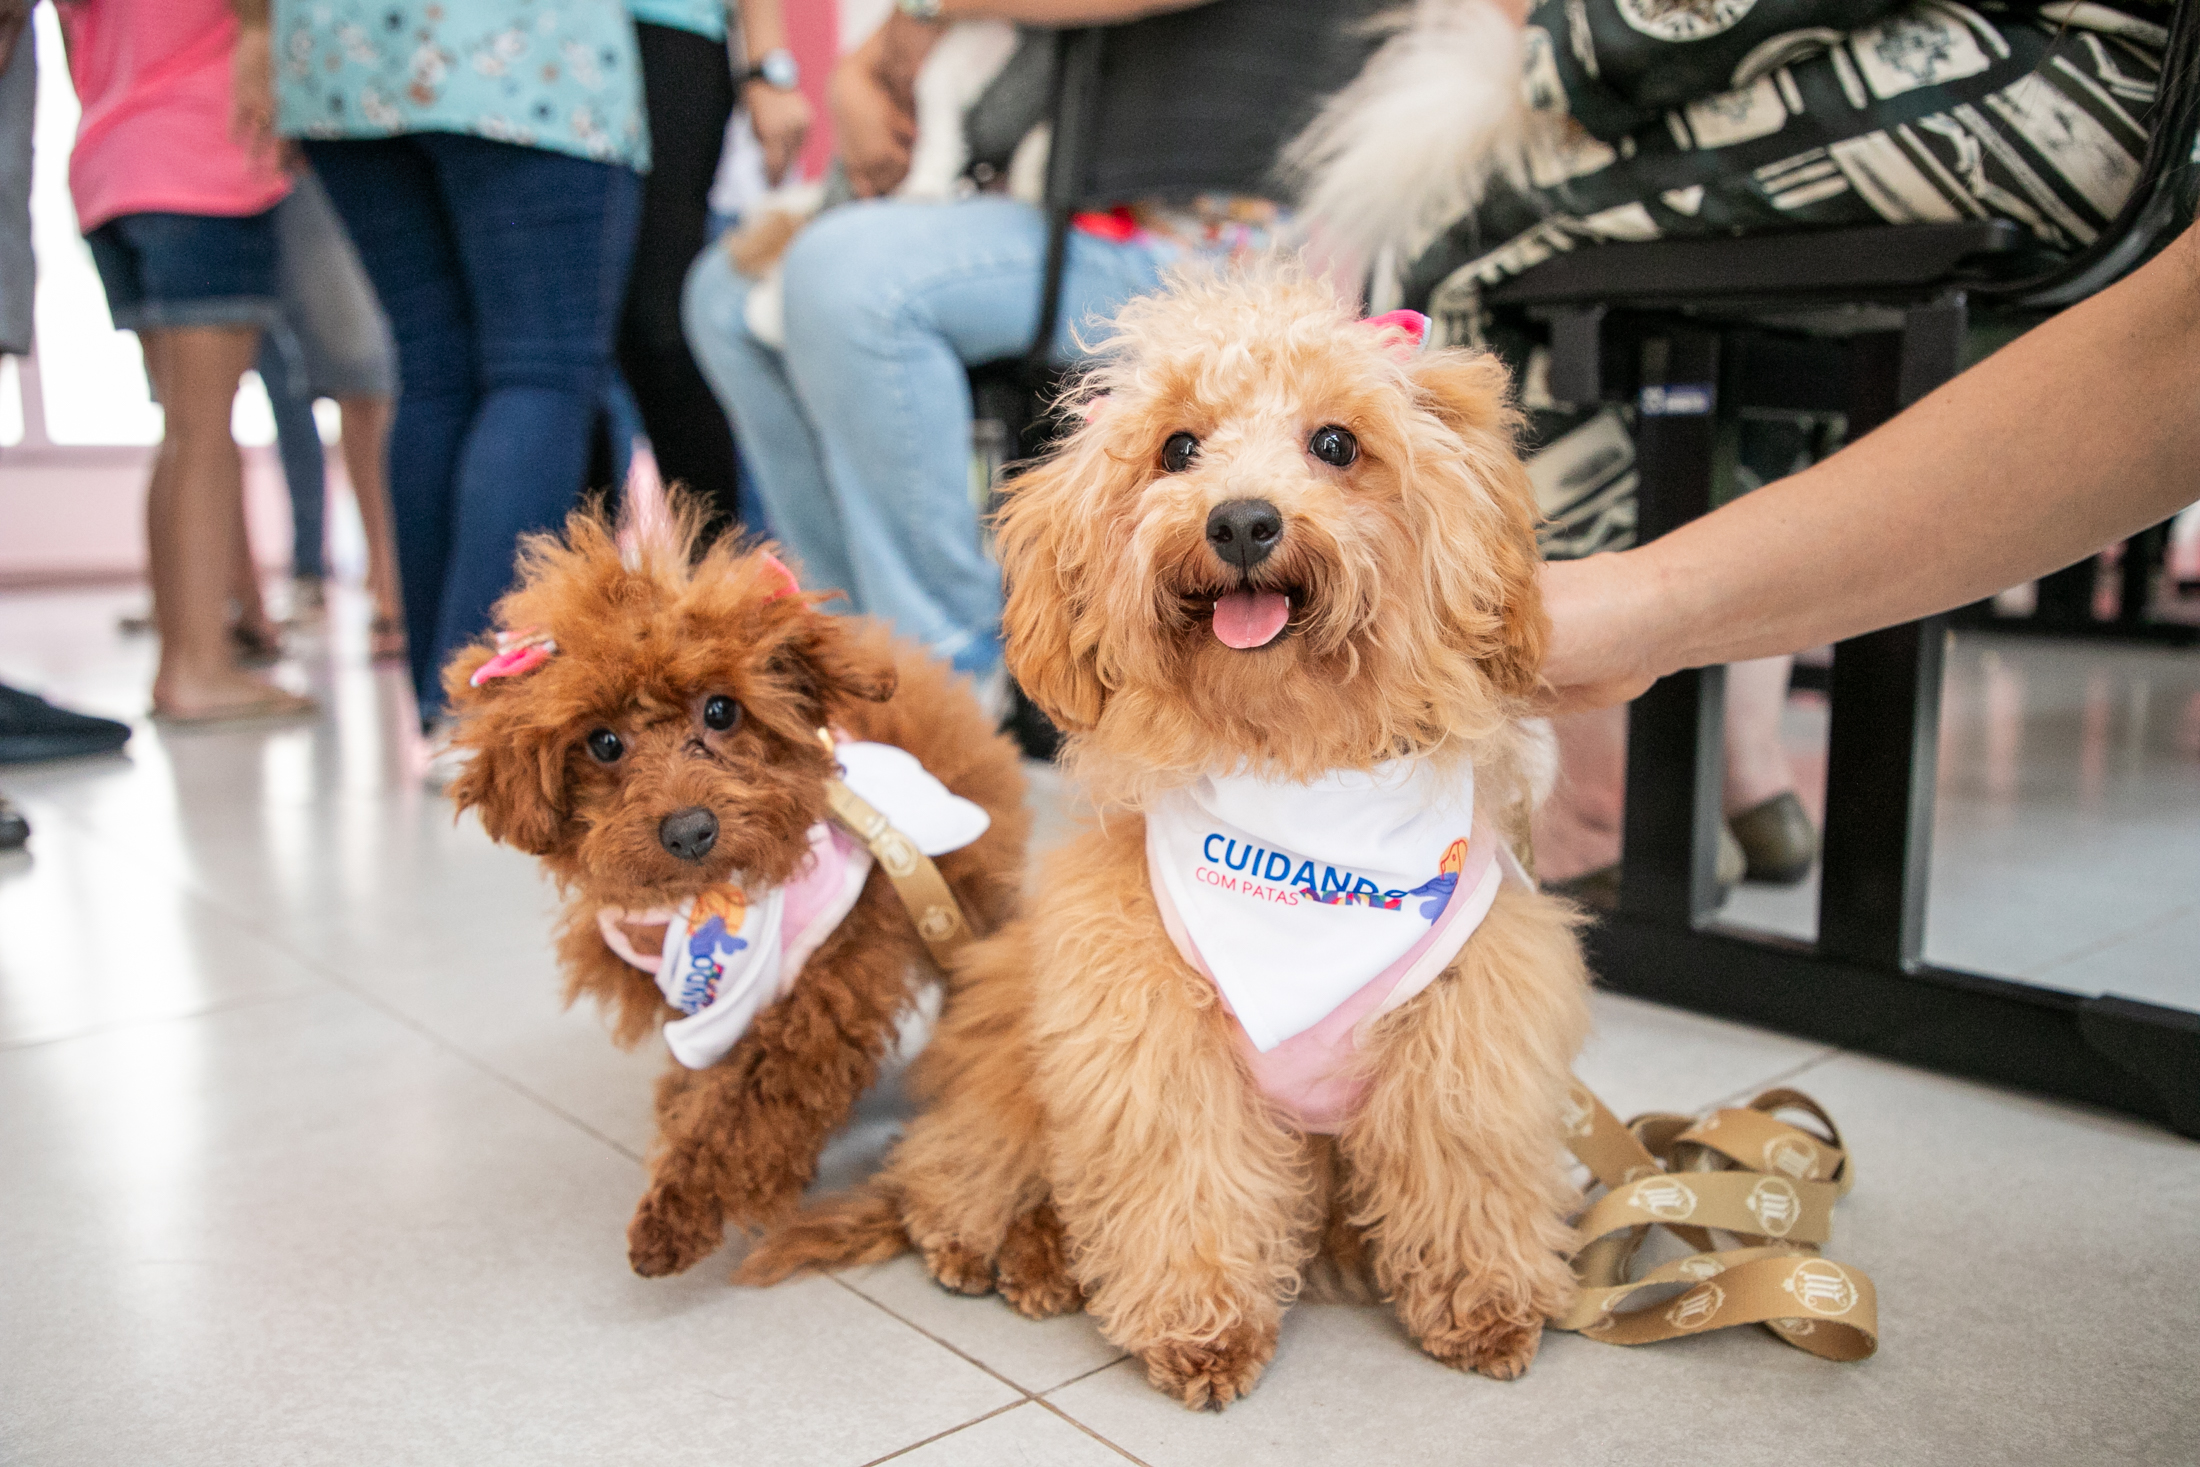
top-left (1146, 758), bottom-right (1523, 1131)
top-left (598, 741), bottom-right (989, 1070)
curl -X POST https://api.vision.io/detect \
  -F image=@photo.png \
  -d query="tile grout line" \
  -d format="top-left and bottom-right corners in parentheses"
top-left (1031, 1390), bottom-right (1154, 1467)
top-left (851, 1399), bottom-right (1030, 1467)
top-left (828, 1273), bottom-right (1152, 1465)
top-left (2022, 899), bottom-right (2197, 981)
top-left (1042, 1353), bottom-right (1136, 1393)
top-left (20, 798), bottom-right (650, 1164)
top-left (0, 985), bottom-right (319, 1056)
top-left (1702, 1044), bottom-right (1850, 1111)
top-left (826, 1273), bottom-right (1040, 1403)
top-left (314, 973), bottom-right (646, 1162)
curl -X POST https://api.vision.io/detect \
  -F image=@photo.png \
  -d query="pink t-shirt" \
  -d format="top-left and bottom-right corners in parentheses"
top-left (58, 0), bottom-right (290, 233)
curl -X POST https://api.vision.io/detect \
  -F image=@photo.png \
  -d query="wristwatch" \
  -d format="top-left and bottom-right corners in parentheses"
top-left (896, 0), bottom-right (945, 19)
top-left (742, 47), bottom-right (799, 91)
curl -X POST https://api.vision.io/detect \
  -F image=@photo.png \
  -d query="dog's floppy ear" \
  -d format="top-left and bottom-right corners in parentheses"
top-left (1410, 349), bottom-right (1548, 700)
top-left (992, 442), bottom-right (1110, 733)
top-left (769, 603), bottom-right (899, 724)
top-left (442, 646), bottom-right (570, 856)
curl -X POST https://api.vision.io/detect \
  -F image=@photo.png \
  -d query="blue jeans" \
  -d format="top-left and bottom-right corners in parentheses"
top-left (682, 197), bottom-right (1171, 676)
top-left (306, 133), bottom-right (641, 719)
top-left (260, 166), bottom-right (400, 579)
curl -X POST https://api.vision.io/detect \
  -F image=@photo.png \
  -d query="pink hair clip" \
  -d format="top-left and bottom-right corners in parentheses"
top-left (1363, 309), bottom-right (1431, 358)
top-left (760, 553), bottom-right (801, 600)
top-left (469, 626), bottom-right (557, 687)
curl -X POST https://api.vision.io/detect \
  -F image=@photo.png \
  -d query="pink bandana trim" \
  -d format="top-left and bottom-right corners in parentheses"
top-left (469, 627), bottom-right (557, 687)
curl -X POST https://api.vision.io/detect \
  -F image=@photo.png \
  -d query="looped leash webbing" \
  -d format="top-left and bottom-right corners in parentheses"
top-left (1553, 1078), bottom-right (1879, 1362)
top-left (816, 730), bottom-right (977, 973)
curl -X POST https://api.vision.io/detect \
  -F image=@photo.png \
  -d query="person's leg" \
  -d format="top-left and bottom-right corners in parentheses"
top-left (622, 22), bottom-right (740, 528)
top-left (0, 26), bottom-right (36, 359)
top-left (257, 321), bottom-right (328, 597)
top-left (1723, 655), bottom-right (1796, 813)
top-left (683, 246), bottom-right (859, 595)
top-left (426, 132), bottom-right (642, 711)
top-left (335, 393), bottom-right (404, 659)
top-left (272, 163), bottom-right (400, 622)
top-left (776, 197), bottom-right (1166, 674)
top-left (141, 324), bottom-right (307, 717)
top-left (222, 440), bottom-right (281, 654)
top-left (93, 207), bottom-right (310, 720)
top-left (305, 137), bottom-right (477, 715)
top-left (1531, 706), bottom-right (1629, 884)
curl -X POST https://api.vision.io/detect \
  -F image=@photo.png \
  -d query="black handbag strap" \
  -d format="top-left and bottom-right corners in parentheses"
top-left (1026, 27), bottom-right (1106, 368)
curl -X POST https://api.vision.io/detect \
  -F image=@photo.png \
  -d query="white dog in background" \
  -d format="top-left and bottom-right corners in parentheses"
top-left (739, 20), bottom-right (1045, 349)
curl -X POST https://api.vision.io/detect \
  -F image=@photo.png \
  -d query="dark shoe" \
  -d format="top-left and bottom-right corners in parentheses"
top-left (0, 683), bottom-right (133, 764)
top-left (1546, 827), bottom-right (1746, 913)
top-left (0, 793), bottom-right (27, 851)
top-left (1728, 791), bottom-right (1818, 885)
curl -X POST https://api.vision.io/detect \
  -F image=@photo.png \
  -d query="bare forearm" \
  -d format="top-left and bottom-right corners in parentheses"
top-left (1615, 223), bottom-right (2200, 680)
top-left (733, 0), bottom-right (785, 58)
top-left (230, 0), bottom-right (269, 25)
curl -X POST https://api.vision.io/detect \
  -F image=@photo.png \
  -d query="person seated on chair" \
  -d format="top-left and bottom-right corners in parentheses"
top-left (1288, 0), bottom-right (2171, 899)
top-left (681, 0), bottom-right (1377, 715)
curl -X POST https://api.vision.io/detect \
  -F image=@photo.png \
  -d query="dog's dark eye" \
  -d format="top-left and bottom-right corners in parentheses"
top-left (585, 728), bottom-right (624, 763)
top-left (1160, 432), bottom-right (1199, 473)
top-left (1309, 425), bottom-right (1358, 468)
top-left (703, 695), bottom-right (741, 732)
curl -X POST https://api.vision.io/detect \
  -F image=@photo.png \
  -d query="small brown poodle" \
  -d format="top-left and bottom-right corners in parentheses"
top-left (443, 497), bottom-right (1028, 1278)
top-left (744, 267), bottom-right (1591, 1408)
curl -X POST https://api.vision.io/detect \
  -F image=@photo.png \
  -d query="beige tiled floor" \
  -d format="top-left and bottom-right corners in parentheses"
top-left (2, 587), bottom-right (2196, 1465)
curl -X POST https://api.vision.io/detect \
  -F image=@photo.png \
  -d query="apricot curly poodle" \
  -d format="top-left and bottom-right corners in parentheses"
top-left (442, 498), bottom-right (1028, 1278)
top-left (744, 267), bottom-right (1591, 1408)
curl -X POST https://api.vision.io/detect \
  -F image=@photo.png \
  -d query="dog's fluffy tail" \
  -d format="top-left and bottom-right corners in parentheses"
top-left (734, 1184), bottom-right (909, 1286)
top-left (1281, 0), bottom-right (1527, 265)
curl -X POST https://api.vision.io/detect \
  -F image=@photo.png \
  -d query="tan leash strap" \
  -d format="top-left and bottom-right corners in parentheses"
top-left (817, 732), bottom-right (976, 973)
top-left (1555, 1078), bottom-right (1879, 1362)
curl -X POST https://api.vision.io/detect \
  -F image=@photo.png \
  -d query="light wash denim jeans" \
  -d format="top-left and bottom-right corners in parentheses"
top-left (682, 196), bottom-right (1173, 677)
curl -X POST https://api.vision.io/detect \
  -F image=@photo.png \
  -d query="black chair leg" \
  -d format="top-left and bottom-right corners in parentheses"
top-left (1815, 296), bottom-right (1964, 968)
top-left (1618, 326), bottom-right (1727, 925)
top-left (1818, 618), bottom-right (1945, 967)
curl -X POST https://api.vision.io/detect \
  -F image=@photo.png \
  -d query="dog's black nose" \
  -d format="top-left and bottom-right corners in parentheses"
top-left (1205, 498), bottom-right (1282, 569)
top-left (658, 806), bottom-right (719, 863)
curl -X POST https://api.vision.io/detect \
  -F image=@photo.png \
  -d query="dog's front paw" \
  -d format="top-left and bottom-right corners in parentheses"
top-left (995, 1203), bottom-right (1082, 1319)
top-left (1418, 1302), bottom-right (1545, 1381)
top-left (627, 1182), bottom-right (726, 1278)
top-left (918, 1237), bottom-right (997, 1297)
top-left (1138, 1320), bottom-right (1277, 1411)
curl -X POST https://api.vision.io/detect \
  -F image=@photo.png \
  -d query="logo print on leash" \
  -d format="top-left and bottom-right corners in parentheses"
top-left (1632, 1177), bottom-right (1698, 1221)
top-left (1763, 1133), bottom-right (1821, 1179)
top-left (1666, 1283), bottom-right (1725, 1330)
top-left (1784, 1259), bottom-right (1860, 1316)
top-left (1746, 1176), bottom-right (1803, 1237)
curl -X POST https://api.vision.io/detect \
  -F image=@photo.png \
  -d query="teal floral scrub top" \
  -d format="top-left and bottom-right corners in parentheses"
top-left (273, 0), bottom-right (650, 170)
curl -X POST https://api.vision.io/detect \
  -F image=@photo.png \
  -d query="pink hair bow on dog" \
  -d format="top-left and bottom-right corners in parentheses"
top-left (1364, 309), bottom-right (1431, 357)
top-left (469, 627), bottom-right (557, 687)
top-left (760, 553), bottom-right (801, 600)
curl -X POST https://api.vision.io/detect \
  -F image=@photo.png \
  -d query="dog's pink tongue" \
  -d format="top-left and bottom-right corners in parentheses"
top-left (1213, 589), bottom-right (1290, 649)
